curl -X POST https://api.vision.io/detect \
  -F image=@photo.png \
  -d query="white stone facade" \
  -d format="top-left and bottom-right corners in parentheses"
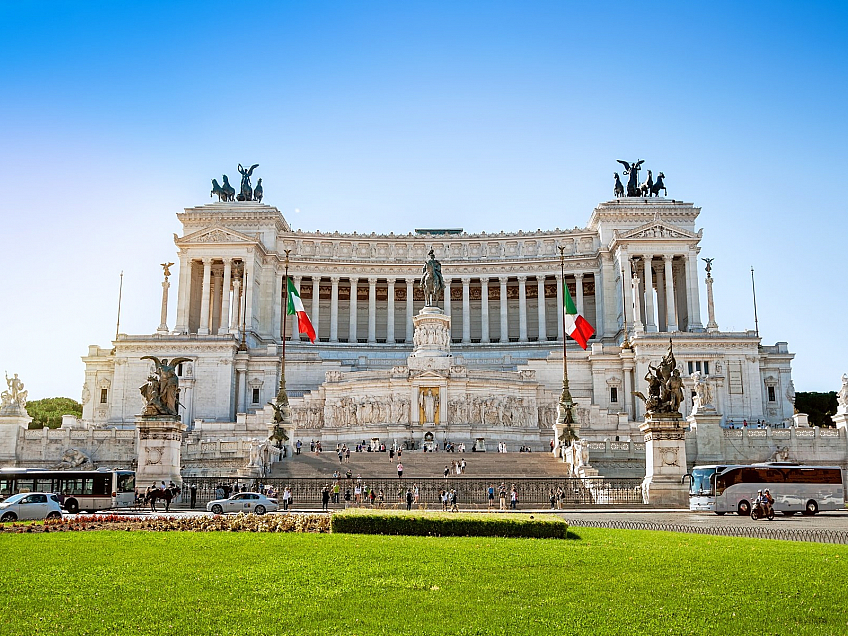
top-left (60, 194), bottom-right (811, 475)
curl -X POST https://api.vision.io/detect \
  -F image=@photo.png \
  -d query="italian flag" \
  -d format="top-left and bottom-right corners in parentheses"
top-left (564, 283), bottom-right (594, 350)
top-left (287, 278), bottom-right (317, 343)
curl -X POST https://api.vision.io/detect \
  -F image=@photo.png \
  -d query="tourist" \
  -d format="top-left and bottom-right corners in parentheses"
top-left (310, 440), bottom-right (315, 453)
top-left (556, 486), bottom-right (564, 510)
top-left (487, 484), bottom-right (495, 510)
top-left (406, 488), bottom-right (413, 510)
top-left (189, 483), bottom-right (197, 509)
top-left (354, 484), bottom-right (362, 504)
top-left (389, 447), bottom-right (395, 462)
top-left (369, 488), bottom-right (376, 506)
top-left (460, 458), bottom-right (466, 473)
top-left (444, 465), bottom-right (450, 478)
top-left (449, 488), bottom-right (458, 512)
top-left (296, 440), bottom-right (302, 455)
top-left (413, 484), bottom-right (419, 504)
top-left (440, 489), bottom-right (448, 511)
top-left (345, 468), bottom-right (352, 479)
top-left (338, 449), bottom-right (343, 463)
top-left (397, 462), bottom-right (404, 478)
top-left (333, 481), bottom-right (340, 504)
top-left (344, 489), bottom-right (351, 503)
top-left (549, 489), bottom-right (556, 509)
top-left (378, 488), bottom-right (384, 506)
top-left (510, 485), bottom-right (518, 510)
top-left (345, 448), bottom-right (351, 463)
top-left (499, 483), bottom-right (507, 510)
top-left (321, 486), bottom-right (330, 511)
top-left (282, 486), bottom-right (292, 511)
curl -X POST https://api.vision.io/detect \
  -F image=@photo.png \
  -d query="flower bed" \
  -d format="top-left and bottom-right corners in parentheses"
top-left (0, 512), bottom-right (329, 533)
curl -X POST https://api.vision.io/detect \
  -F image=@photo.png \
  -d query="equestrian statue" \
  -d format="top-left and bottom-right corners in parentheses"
top-left (420, 249), bottom-right (445, 307)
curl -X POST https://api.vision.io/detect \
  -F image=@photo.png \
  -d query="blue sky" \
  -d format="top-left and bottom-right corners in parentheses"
top-left (1, 2), bottom-right (846, 399)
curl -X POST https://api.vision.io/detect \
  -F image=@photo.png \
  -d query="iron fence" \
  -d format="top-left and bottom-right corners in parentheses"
top-left (181, 476), bottom-right (645, 507)
top-left (564, 519), bottom-right (848, 545)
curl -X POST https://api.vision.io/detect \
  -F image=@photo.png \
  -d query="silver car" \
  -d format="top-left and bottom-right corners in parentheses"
top-left (0, 492), bottom-right (63, 522)
top-left (206, 492), bottom-right (278, 515)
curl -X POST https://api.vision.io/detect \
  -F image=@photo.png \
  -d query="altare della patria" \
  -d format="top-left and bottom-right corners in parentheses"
top-left (2, 159), bottom-right (847, 504)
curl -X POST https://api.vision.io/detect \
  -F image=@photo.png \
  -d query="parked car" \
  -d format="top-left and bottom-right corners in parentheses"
top-left (0, 492), bottom-right (63, 522)
top-left (206, 492), bottom-right (278, 515)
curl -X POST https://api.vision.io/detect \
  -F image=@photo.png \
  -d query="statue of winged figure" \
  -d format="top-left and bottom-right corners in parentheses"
top-left (702, 258), bottom-right (714, 275)
top-left (237, 163), bottom-right (259, 201)
top-left (139, 356), bottom-right (191, 417)
top-left (161, 262), bottom-right (174, 278)
top-left (616, 159), bottom-right (645, 197)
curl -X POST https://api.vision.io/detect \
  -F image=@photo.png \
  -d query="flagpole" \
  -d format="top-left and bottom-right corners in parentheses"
top-left (750, 266), bottom-right (759, 338)
top-left (557, 246), bottom-right (577, 447)
top-left (277, 249), bottom-right (292, 403)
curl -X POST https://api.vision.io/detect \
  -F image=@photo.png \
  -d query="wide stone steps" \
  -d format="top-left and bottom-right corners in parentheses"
top-left (270, 449), bottom-right (574, 479)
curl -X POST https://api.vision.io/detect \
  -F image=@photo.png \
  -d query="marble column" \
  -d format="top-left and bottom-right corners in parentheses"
top-left (620, 249), bottom-right (634, 330)
top-left (292, 276), bottom-right (303, 339)
top-left (518, 275), bottom-right (528, 342)
top-left (632, 270), bottom-right (644, 333)
top-left (368, 277), bottom-right (378, 343)
top-left (330, 276), bottom-right (340, 343)
top-left (480, 276), bottom-right (490, 343)
top-left (230, 276), bottom-right (242, 333)
top-left (158, 274), bottom-right (171, 334)
top-left (405, 277), bottom-right (415, 343)
top-left (311, 277), bottom-right (321, 341)
top-left (536, 274), bottom-right (547, 341)
top-left (643, 256), bottom-right (657, 332)
top-left (663, 255), bottom-right (678, 332)
top-left (686, 250), bottom-right (704, 331)
top-left (218, 260), bottom-right (232, 335)
top-left (444, 278), bottom-right (452, 318)
top-left (174, 254), bottom-right (191, 334)
top-left (461, 277), bottom-right (471, 343)
top-left (499, 276), bottom-right (509, 343)
top-left (198, 258), bottom-right (212, 335)
top-left (705, 269), bottom-right (719, 332)
top-left (211, 268), bottom-right (222, 334)
top-left (575, 272), bottom-right (585, 317)
top-left (243, 260), bottom-right (254, 333)
top-left (655, 265), bottom-right (667, 332)
top-left (555, 273), bottom-right (564, 341)
top-left (348, 277), bottom-right (358, 343)
top-left (386, 278), bottom-right (396, 343)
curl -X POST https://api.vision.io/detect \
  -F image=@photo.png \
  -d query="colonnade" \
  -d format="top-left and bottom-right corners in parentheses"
top-left (620, 250), bottom-right (703, 333)
top-left (296, 272), bottom-right (598, 345)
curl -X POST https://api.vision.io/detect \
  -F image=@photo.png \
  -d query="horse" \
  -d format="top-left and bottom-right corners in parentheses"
top-left (253, 178), bottom-right (263, 204)
top-left (613, 173), bottom-right (624, 198)
top-left (420, 250), bottom-right (445, 307)
top-left (639, 170), bottom-right (654, 197)
top-left (211, 179), bottom-right (227, 202)
top-left (650, 172), bottom-right (667, 197)
top-left (145, 486), bottom-right (181, 513)
top-left (221, 175), bottom-right (236, 201)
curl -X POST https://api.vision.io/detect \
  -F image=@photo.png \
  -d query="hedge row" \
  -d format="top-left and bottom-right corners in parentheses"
top-left (330, 510), bottom-right (568, 539)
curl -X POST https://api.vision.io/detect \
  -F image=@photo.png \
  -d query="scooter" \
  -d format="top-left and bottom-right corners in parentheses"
top-left (751, 500), bottom-right (775, 521)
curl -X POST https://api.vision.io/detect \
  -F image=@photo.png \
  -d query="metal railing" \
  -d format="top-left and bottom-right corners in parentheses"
top-left (182, 476), bottom-right (645, 507)
top-left (565, 519), bottom-right (848, 545)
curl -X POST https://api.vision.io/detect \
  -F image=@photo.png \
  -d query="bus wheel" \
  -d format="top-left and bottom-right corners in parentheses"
top-left (714, 511), bottom-right (726, 516)
top-left (804, 500), bottom-right (819, 516)
top-left (737, 500), bottom-right (751, 516)
top-left (65, 499), bottom-right (79, 514)
top-left (1, 512), bottom-right (16, 522)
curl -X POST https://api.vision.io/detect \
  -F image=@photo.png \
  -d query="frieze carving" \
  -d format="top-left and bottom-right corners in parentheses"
top-left (139, 431), bottom-right (183, 441)
top-left (643, 431), bottom-right (685, 442)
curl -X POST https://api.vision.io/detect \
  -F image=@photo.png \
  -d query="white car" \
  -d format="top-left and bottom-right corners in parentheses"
top-left (0, 492), bottom-right (63, 522)
top-left (206, 492), bottom-right (278, 515)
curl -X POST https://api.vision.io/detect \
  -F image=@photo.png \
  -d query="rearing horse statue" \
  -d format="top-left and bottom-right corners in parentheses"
top-left (420, 249), bottom-right (445, 307)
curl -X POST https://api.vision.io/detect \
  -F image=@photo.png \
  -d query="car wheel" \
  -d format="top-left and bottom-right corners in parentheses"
top-left (254, 505), bottom-right (266, 515)
top-left (804, 500), bottom-right (819, 516)
top-left (65, 499), bottom-right (79, 514)
top-left (211, 504), bottom-right (223, 515)
top-left (1, 512), bottom-right (17, 522)
top-left (737, 500), bottom-right (751, 516)
top-left (46, 511), bottom-right (61, 520)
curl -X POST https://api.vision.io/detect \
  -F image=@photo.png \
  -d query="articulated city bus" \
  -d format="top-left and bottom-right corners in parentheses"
top-left (0, 468), bottom-right (135, 513)
top-left (688, 463), bottom-right (844, 516)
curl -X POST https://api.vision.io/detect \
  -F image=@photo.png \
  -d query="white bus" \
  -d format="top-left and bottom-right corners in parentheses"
top-left (0, 468), bottom-right (136, 513)
top-left (688, 463), bottom-right (844, 516)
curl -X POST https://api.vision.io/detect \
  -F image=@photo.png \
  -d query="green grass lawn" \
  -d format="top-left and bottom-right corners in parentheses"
top-left (2, 528), bottom-right (846, 635)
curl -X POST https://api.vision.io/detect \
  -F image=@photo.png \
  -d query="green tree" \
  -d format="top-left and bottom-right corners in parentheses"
top-left (794, 391), bottom-right (837, 428)
top-left (25, 397), bottom-right (82, 429)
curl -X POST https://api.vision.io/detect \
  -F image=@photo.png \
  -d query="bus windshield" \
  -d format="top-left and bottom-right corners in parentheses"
top-left (116, 472), bottom-right (135, 493)
top-left (690, 467), bottom-right (716, 495)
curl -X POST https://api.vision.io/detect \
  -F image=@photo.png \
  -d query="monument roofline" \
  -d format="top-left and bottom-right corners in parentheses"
top-left (178, 202), bottom-right (290, 232)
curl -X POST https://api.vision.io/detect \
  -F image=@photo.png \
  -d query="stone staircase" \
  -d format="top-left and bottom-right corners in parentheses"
top-left (269, 449), bottom-right (574, 479)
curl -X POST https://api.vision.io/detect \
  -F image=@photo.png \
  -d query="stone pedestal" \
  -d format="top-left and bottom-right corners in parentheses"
top-left (792, 412), bottom-right (810, 427)
top-left (135, 415), bottom-right (186, 488)
top-left (408, 306), bottom-right (451, 371)
top-left (687, 412), bottom-right (723, 464)
top-left (832, 412), bottom-right (848, 432)
top-left (0, 412), bottom-right (31, 466)
top-left (640, 413), bottom-right (688, 508)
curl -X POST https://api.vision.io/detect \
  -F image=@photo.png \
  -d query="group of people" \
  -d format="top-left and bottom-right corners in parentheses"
top-left (443, 459), bottom-right (467, 477)
top-left (486, 483), bottom-right (519, 510)
top-left (724, 419), bottom-right (785, 429)
top-left (755, 489), bottom-right (775, 516)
